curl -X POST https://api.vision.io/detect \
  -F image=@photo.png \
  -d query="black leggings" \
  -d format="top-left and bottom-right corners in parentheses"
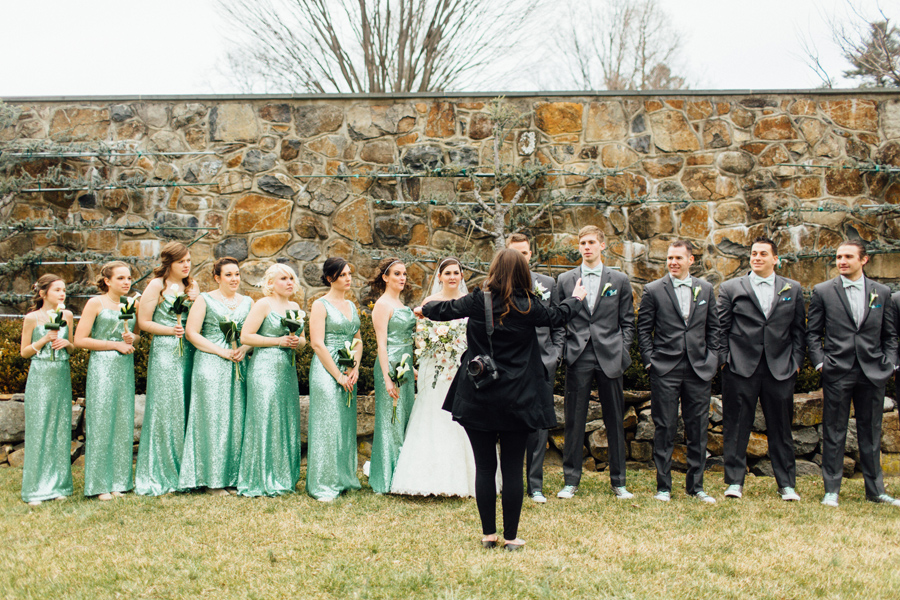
top-left (464, 428), bottom-right (530, 540)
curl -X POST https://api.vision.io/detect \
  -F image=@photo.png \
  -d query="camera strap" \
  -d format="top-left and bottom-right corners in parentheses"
top-left (483, 290), bottom-right (495, 358)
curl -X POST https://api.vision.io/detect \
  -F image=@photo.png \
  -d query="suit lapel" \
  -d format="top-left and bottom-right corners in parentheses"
top-left (833, 277), bottom-right (856, 327)
top-left (662, 277), bottom-right (684, 323)
top-left (767, 275), bottom-right (785, 319)
top-left (686, 277), bottom-right (698, 325)
top-left (591, 267), bottom-right (609, 317)
top-left (578, 267), bottom-right (592, 319)
top-left (860, 276), bottom-right (873, 329)
top-left (740, 275), bottom-right (765, 317)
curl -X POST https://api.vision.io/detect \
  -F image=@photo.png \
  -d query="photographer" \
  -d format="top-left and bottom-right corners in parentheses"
top-left (418, 249), bottom-right (587, 551)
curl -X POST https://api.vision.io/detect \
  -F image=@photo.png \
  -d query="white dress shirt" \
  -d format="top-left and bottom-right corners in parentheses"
top-left (841, 275), bottom-right (865, 327)
top-left (670, 274), bottom-right (692, 320)
top-left (749, 273), bottom-right (775, 314)
top-left (582, 260), bottom-right (604, 313)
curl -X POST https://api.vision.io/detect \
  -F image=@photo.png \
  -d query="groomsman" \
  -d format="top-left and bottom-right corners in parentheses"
top-left (637, 240), bottom-right (720, 503)
top-left (506, 233), bottom-right (565, 504)
top-left (717, 237), bottom-right (806, 501)
top-left (807, 241), bottom-right (899, 507)
top-left (556, 226), bottom-right (635, 499)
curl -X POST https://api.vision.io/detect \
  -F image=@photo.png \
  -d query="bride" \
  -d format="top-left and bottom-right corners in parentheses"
top-left (390, 257), bottom-right (483, 496)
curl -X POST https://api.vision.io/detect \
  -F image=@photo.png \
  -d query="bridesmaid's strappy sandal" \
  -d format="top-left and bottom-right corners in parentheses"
top-left (98, 493), bottom-right (114, 501)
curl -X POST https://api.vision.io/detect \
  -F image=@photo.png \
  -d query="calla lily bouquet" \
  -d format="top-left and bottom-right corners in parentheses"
top-left (388, 353), bottom-right (412, 423)
top-left (118, 293), bottom-right (140, 333)
top-left (219, 318), bottom-right (243, 382)
top-left (165, 285), bottom-right (193, 357)
top-left (337, 338), bottom-right (362, 407)
top-left (281, 309), bottom-right (306, 366)
top-left (43, 304), bottom-right (66, 361)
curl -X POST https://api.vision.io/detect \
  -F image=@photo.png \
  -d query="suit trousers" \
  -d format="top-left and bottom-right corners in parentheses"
top-left (562, 345), bottom-right (626, 487)
top-left (723, 362), bottom-right (797, 489)
top-left (650, 356), bottom-right (710, 495)
top-left (821, 361), bottom-right (886, 499)
top-left (525, 428), bottom-right (548, 494)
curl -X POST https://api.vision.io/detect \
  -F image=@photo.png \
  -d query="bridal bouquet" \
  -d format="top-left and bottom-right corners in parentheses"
top-left (337, 338), bottom-right (362, 406)
top-left (414, 318), bottom-right (467, 388)
top-left (43, 305), bottom-right (66, 361)
top-left (218, 318), bottom-right (243, 382)
top-left (164, 285), bottom-right (193, 357)
top-left (388, 353), bottom-right (412, 423)
top-left (118, 292), bottom-right (140, 333)
top-left (281, 309), bottom-right (306, 366)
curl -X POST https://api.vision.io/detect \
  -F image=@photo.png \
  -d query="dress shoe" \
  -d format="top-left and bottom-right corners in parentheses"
top-left (530, 491), bottom-right (547, 503)
top-left (557, 485), bottom-right (577, 499)
top-left (691, 491), bottom-right (716, 504)
top-left (779, 487), bottom-right (801, 502)
top-left (612, 486), bottom-right (634, 500)
top-left (723, 484), bottom-right (743, 499)
top-left (653, 490), bottom-right (670, 502)
top-left (821, 493), bottom-right (839, 507)
top-left (867, 493), bottom-right (900, 507)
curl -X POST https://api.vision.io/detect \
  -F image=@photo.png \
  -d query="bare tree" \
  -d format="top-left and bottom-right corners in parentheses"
top-left (551, 0), bottom-right (687, 91)
top-left (800, 2), bottom-right (899, 88)
top-left (216, 0), bottom-right (541, 93)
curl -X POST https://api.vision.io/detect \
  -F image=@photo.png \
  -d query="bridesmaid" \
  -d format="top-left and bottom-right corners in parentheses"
top-left (135, 241), bottom-right (197, 496)
top-left (19, 275), bottom-right (74, 505)
top-left (75, 261), bottom-right (141, 500)
top-left (307, 257), bottom-right (362, 502)
top-left (180, 257), bottom-right (252, 495)
top-left (368, 258), bottom-right (416, 494)
top-left (237, 263), bottom-right (305, 497)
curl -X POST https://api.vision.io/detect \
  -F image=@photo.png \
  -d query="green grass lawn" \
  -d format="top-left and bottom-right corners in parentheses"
top-left (1, 466), bottom-right (899, 599)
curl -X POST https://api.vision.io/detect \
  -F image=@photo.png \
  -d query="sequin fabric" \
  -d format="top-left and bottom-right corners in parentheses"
top-left (135, 294), bottom-right (194, 496)
top-left (237, 309), bottom-right (302, 496)
top-left (179, 293), bottom-right (252, 490)
top-left (306, 299), bottom-right (362, 500)
top-left (22, 322), bottom-right (73, 503)
top-left (369, 306), bottom-right (416, 494)
top-left (83, 308), bottom-right (136, 497)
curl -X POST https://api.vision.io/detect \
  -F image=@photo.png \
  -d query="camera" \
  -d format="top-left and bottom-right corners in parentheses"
top-left (467, 354), bottom-right (499, 389)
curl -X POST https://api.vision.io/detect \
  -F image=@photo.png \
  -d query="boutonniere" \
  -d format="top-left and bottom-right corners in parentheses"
top-left (692, 286), bottom-right (701, 302)
top-left (779, 283), bottom-right (792, 295)
top-left (532, 281), bottom-right (550, 301)
top-left (869, 291), bottom-right (880, 309)
top-left (601, 283), bottom-right (612, 296)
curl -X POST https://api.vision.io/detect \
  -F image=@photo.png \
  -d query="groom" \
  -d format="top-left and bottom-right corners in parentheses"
top-left (556, 226), bottom-right (635, 500)
top-left (506, 233), bottom-right (565, 504)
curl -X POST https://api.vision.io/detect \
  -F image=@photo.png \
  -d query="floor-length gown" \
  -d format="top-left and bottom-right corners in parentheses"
top-left (135, 295), bottom-right (193, 496)
top-left (306, 299), bottom-right (362, 500)
top-left (237, 309), bottom-right (302, 496)
top-left (390, 317), bottom-right (481, 497)
top-left (369, 307), bottom-right (416, 494)
top-left (83, 309), bottom-right (136, 497)
top-left (21, 322), bottom-right (73, 503)
top-left (179, 293), bottom-right (252, 490)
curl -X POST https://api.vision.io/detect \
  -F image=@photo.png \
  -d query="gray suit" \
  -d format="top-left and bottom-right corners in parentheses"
top-left (525, 271), bottom-right (565, 495)
top-left (557, 266), bottom-right (634, 487)
top-left (717, 274), bottom-right (806, 489)
top-left (637, 275), bottom-right (720, 495)
top-left (807, 276), bottom-right (898, 499)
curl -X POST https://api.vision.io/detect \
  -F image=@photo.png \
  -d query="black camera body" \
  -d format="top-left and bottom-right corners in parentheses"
top-left (467, 354), bottom-right (499, 389)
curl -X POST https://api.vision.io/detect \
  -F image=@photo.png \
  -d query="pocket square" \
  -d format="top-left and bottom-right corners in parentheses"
top-left (603, 289), bottom-right (618, 297)
top-left (698, 300), bottom-right (707, 305)
top-left (781, 297), bottom-right (791, 302)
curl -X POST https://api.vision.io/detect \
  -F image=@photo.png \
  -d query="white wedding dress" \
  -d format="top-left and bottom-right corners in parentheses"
top-left (389, 319), bottom-right (479, 497)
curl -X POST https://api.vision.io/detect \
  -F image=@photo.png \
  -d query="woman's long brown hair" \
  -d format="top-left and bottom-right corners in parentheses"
top-left (483, 248), bottom-right (533, 325)
top-left (152, 241), bottom-right (194, 289)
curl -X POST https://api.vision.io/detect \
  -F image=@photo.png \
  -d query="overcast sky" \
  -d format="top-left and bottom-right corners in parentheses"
top-left (0, 0), bottom-right (894, 96)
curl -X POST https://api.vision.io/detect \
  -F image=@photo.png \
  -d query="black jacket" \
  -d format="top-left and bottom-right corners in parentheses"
top-left (422, 288), bottom-right (581, 432)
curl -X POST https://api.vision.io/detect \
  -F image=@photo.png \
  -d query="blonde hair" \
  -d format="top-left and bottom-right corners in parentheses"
top-left (262, 263), bottom-right (299, 297)
top-left (578, 225), bottom-right (604, 242)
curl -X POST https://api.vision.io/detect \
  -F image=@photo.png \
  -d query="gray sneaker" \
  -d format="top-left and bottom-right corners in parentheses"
top-left (653, 490), bottom-right (671, 502)
top-left (724, 484), bottom-right (743, 499)
top-left (692, 491), bottom-right (716, 504)
top-left (867, 493), bottom-right (900, 507)
top-left (612, 486), bottom-right (634, 500)
top-left (779, 487), bottom-right (801, 501)
top-left (821, 492), bottom-right (839, 507)
top-left (530, 491), bottom-right (547, 504)
top-left (557, 485), bottom-right (578, 499)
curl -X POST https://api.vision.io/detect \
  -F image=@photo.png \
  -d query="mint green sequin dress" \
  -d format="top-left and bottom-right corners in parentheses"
top-left (306, 299), bottom-right (361, 500)
top-left (237, 309), bottom-right (302, 496)
top-left (83, 308), bottom-right (136, 497)
top-left (369, 307), bottom-right (416, 494)
top-left (135, 294), bottom-right (194, 496)
top-left (22, 322), bottom-right (73, 503)
top-left (179, 293), bottom-right (252, 490)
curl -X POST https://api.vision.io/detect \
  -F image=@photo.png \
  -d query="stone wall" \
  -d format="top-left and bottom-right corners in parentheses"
top-left (2, 91), bottom-right (900, 309)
